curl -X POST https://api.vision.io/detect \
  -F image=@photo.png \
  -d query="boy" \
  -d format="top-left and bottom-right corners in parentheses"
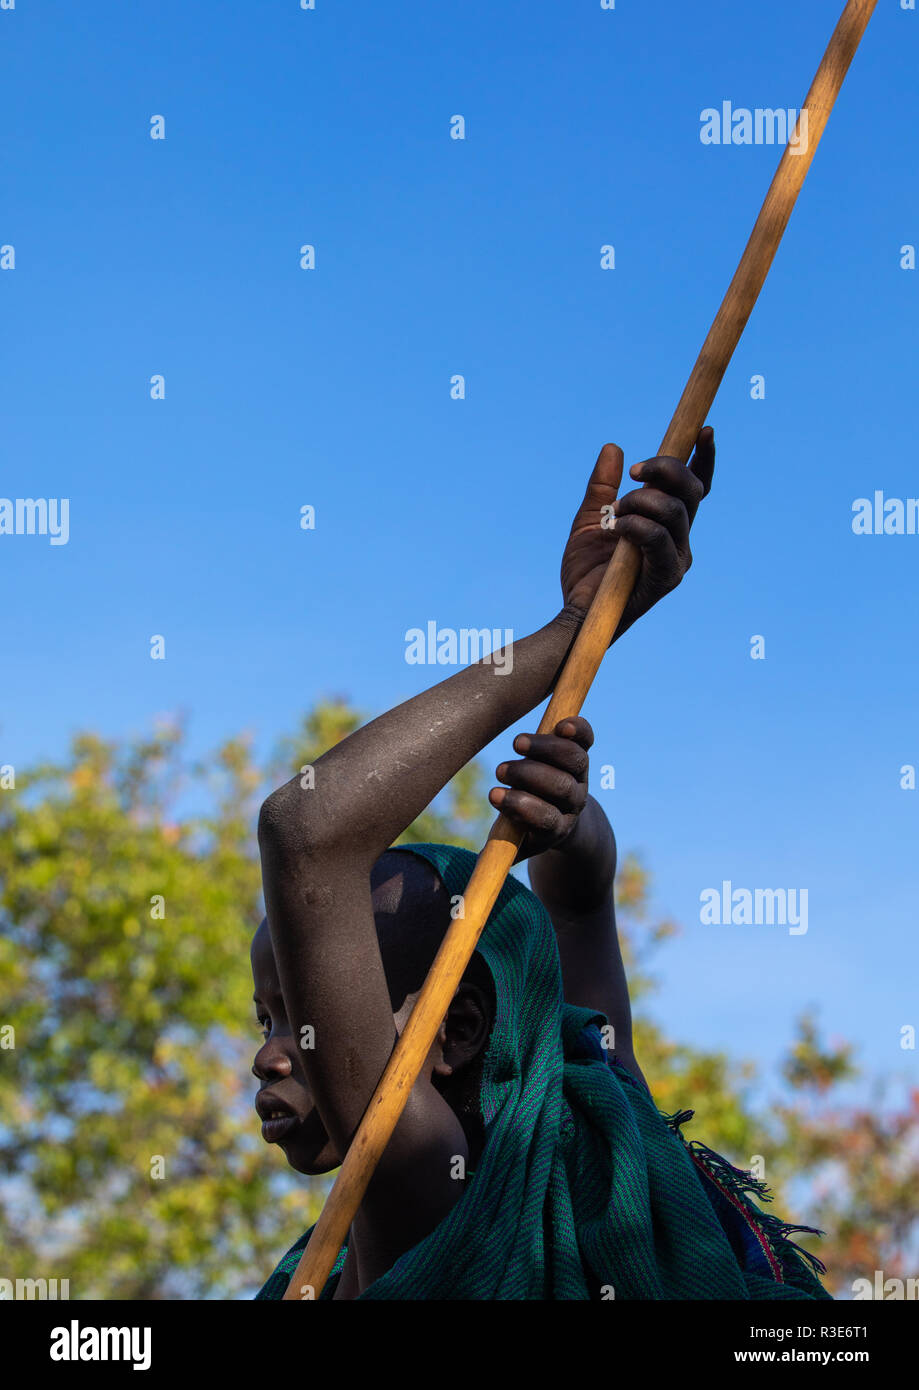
top-left (253, 431), bottom-right (830, 1299)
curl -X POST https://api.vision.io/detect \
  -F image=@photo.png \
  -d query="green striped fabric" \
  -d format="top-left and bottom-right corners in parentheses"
top-left (257, 842), bottom-right (831, 1301)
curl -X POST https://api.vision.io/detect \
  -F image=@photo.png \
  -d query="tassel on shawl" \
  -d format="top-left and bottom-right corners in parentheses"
top-left (660, 1111), bottom-right (828, 1278)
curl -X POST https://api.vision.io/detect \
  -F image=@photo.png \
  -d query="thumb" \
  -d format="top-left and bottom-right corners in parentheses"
top-left (589, 442), bottom-right (624, 496)
top-left (570, 442), bottom-right (624, 535)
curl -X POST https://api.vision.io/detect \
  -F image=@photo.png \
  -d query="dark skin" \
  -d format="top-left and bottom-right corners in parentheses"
top-left (251, 853), bottom-right (492, 1178)
top-left (252, 720), bottom-right (642, 1161)
top-left (256, 429), bottom-right (715, 1297)
top-left (493, 719), bottom-right (648, 1093)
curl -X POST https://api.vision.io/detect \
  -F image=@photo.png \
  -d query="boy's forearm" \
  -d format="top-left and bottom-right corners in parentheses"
top-left (259, 606), bottom-right (585, 868)
top-left (549, 899), bottom-right (647, 1090)
top-left (525, 795), bottom-right (615, 912)
top-left (527, 798), bottom-right (648, 1090)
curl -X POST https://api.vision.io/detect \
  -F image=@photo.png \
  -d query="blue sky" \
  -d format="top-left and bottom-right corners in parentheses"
top-left (1, 0), bottom-right (916, 1095)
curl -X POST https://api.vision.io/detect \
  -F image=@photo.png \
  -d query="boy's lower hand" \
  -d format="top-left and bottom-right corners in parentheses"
top-left (489, 716), bottom-right (594, 864)
top-left (560, 426), bottom-right (715, 640)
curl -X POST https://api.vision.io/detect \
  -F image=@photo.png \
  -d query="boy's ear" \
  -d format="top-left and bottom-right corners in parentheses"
top-left (442, 982), bottom-right (492, 1068)
top-left (431, 1018), bottom-right (452, 1078)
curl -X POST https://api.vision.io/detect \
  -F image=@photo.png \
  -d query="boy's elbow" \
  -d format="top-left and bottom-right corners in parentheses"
top-left (258, 786), bottom-right (320, 859)
top-left (257, 785), bottom-right (347, 863)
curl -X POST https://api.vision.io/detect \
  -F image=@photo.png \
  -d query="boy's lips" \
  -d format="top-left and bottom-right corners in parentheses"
top-left (256, 1091), bottom-right (300, 1144)
top-left (261, 1113), bottom-right (299, 1143)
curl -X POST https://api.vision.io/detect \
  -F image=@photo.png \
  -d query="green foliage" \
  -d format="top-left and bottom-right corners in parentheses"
top-left (0, 723), bottom-right (281, 1296)
top-left (0, 701), bottom-right (914, 1298)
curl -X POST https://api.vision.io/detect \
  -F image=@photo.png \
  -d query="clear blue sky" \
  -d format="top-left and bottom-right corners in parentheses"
top-left (1, 0), bottom-right (916, 1093)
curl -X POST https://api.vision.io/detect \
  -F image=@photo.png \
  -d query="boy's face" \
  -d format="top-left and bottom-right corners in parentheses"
top-left (250, 918), bottom-right (341, 1174)
top-left (250, 911), bottom-right (436, 1176)
top-left (251, 855), bottom-right (488, 1176)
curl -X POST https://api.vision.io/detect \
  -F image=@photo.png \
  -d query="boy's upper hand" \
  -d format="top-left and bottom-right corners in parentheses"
top-left (489, 716), bottom-right (595, 864)
top-left (560, 426), bottom-right (715, 640)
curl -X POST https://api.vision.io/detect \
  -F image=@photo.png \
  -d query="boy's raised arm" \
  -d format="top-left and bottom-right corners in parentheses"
top-left (259, 427), bottom-right (713, 869)
top-left (257, 431), bottom-right (712, 1190)
top-left (258, 608), bottom-right (585, 870)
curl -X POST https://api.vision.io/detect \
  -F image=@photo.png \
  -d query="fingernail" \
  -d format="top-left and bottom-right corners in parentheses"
top-left (515, 735), bottom-right (531, 753)
top-left (496, 762), bottom-right (508, 780)
top-left (629, 464), bottom-right (642, 479)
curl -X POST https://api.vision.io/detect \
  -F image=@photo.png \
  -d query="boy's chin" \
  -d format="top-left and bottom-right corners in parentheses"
top-left (278, 1134), bottom-right (340, 1175)
top-left (286, 1148), bottom-right (340, 1176)
top-left (266, 1106), bottom-right (338, 1173)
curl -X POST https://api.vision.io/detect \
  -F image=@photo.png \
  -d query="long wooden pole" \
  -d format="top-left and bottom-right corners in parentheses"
top-left (284, 0), bottom-right (878, 1300)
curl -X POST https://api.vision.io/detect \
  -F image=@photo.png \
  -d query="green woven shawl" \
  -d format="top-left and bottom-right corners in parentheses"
top-left (257, 842), bottom-right (831, 1301)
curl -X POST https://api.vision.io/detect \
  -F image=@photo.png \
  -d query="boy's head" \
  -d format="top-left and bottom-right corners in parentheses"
top-left (251, 848), bottom-right (496, 1175)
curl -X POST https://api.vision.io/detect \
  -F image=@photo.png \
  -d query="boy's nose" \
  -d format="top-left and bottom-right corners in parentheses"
top-left (252, 1042), bottom-right (293, 1081)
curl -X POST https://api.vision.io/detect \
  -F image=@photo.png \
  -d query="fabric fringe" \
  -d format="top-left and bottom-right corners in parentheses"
top-left (688, 1138), bottom-right (828, 1277)
top-left (686, 1138), bottom-right (774, 1204)
top-left (752, 1213), bottom-right (829, 1277)
top-left (661, 1106), bottom-right (697, 1134)
top-left (660, 1110), bottom-right (828, 1278)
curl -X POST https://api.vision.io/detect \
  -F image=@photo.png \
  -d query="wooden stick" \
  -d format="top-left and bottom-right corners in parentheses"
top-left (283, 0), bottom-right (878, 1300)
